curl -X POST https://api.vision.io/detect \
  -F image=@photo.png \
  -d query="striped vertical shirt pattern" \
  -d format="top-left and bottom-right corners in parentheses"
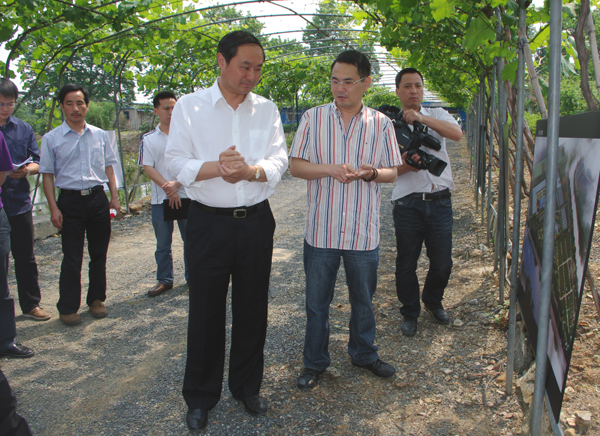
top-left (290, 103), bottom-right (402, 251)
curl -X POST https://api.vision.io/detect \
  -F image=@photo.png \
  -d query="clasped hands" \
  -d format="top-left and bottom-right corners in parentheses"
top-left (162, 181), bottom-right (182, 209)
top-left (331, 163), bottom-right (376, 184)
top-left (218, 145), bottom-right (255, 184)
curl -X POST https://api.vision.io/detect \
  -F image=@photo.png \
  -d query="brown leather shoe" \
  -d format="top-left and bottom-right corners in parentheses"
top-left (60, 313), bottom-right (82, 326)
top-left (148, 282), bottom-right (173, 297)
top-left (23, 307), bottom-right (51, 321)
top-left (89, 300), bottom-right (108, 318)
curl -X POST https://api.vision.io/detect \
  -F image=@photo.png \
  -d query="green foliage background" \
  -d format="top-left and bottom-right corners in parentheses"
top-left (86, 101), bottom-right (117, 131)
top-left (2, 0), bottom-right (599, 136)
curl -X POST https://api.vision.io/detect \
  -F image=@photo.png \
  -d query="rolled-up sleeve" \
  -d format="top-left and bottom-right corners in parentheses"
top-left (255, 106), bottom-right (288, 190)
top-left (165, 101), bottom-right (205, 188)
top-left (382, 118), bottom-right (402, 168)
top-left (104, 130), bottom-right (119, 167)
top-left (289, 112), bottom-right (311, 160)
top-left (39, 135), bottom-right (55, 174)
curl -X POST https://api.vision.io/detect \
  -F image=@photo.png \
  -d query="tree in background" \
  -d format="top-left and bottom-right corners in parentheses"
top-left (14, 48), bottom-right (136, 134)
top-left (86, 101), bottom-right (118, 131)
top-left (20, 49), bottom-right (136, 107)
top-left (363, 85), bottom-right (399, 109)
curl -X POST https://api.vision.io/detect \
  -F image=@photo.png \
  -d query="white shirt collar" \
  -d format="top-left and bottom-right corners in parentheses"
top-left (209, 79), bottom-right (254, 109)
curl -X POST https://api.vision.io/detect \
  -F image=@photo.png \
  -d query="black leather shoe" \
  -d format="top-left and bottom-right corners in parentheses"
top-left (297, 367), bottom-right (325, 391)
top-left (240, 395), bottom-right (266, 416)
top-left (186, 408), bottom-right (208, 431)
top-left (401, 318), bottom-right (418, 336)
top-left (352, 358), bottom-right (396, 378)
top-left (0, 343), bottom-right (35, 358)
top-left (425, 304), bottom-right (450, 325)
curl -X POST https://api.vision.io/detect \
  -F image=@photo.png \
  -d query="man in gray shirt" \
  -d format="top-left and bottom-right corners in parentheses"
top-left (40, 83), bottom-right (120, 326)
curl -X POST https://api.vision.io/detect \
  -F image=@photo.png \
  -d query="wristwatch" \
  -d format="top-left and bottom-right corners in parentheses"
top-left (253, 166), bottom-right (260, 181)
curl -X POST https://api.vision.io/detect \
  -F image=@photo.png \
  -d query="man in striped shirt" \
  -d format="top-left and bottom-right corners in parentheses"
top-left (289, 50), bottom-right (402, 391)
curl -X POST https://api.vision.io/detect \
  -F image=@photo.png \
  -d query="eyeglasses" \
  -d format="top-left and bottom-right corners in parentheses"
top-left (0, 102), bottom-right (16, 108)
top-left (330, 78), bottom-right (366, 88)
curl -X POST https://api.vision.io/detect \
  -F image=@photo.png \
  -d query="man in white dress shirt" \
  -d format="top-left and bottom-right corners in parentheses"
top-left (391, 68), bottom-right (462, 337)
top-left (139, 91), bottom-right (188, 297)
top-left (40, 83), bottom-right (121, 326)
top-left (165, 31), bottom-right (288, 431)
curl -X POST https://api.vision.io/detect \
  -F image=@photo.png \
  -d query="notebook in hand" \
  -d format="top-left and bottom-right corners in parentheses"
top-left (162, 198), bottom-right (191, 221)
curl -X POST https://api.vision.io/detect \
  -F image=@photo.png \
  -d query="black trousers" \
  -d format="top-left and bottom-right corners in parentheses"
top-left (7, 209), bottom-right (41, 314)
top-left (56, 189), bottom-right (111, 315)
top-left (0, 209), bottom-right (16, 351)
top-left (182, 200), bottom-right (275, 410)
top-left (0, 369), bottom-right (32, 436)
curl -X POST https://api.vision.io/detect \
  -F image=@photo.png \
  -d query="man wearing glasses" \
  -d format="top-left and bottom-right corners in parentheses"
top-left (0, 78), bottom-right (50, 328)
top-left (289, 50), bottom-right (402, 390)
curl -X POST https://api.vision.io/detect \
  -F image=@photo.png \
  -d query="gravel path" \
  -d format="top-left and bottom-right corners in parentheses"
top-left (2, 138), bottom-right (525, 435)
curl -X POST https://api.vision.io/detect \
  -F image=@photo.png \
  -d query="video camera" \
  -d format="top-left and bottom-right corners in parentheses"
top-left (377, 105), bottom-right (447, 177)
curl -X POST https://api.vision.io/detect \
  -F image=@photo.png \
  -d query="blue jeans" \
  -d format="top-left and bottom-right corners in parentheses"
top-left (302, 241), bottom-right (379, 370)
top-left (151, 204), bottom-right (188, 285)
top-left (393, 193), bottom-right (453, 319)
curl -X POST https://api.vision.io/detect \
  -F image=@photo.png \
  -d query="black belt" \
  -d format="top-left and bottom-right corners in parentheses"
top-left (194, 200), bottom-right (267, 218)
top-left (400, 189), bottom-right (451, 202)
top-left (59, 185), bottom-right (103, 196)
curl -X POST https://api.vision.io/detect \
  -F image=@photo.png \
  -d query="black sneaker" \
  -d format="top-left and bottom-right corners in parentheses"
top-left (297, 367), bottom-right (324, 390)
top-left (352, 358), bottom-right (396, 377)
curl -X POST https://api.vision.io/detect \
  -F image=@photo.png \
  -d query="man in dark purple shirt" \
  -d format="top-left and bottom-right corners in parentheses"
top-left (0, 130), bottom-right (34, 435)
top-left (0, 130), bottom-right (34, 358)
top-left (0, 78), bottom-right (49, 321)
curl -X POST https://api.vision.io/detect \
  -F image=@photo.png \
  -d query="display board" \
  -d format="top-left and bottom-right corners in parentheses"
top-left (104, 130), bottom-right (124, 189)
top-left (517, 111), bottom-right (600, 419)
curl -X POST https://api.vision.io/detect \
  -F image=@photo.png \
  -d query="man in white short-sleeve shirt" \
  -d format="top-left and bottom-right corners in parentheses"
top-left (391, 68), bottom-right (463, 337)
top-left (139, 91), bottom-right (188, 297)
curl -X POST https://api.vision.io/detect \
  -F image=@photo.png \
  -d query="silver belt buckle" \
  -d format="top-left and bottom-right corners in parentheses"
top-left (81, 188), bottom-right (92, 196)
top-left (422, 193), bottom-right (431, 201)
top-left (233, 208), bottom-right (247, 218)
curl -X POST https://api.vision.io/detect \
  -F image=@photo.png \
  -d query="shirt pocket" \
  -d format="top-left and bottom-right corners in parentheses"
top-left (248, 130), bottom-right (269, 163)
top-left (9, 139), bottom-right (29, 163)
top-left (91, 144), bottom-right (105, 168)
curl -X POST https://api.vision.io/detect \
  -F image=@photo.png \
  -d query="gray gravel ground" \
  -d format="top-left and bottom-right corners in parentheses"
top-left (1, 138), bottom-right (525, 435)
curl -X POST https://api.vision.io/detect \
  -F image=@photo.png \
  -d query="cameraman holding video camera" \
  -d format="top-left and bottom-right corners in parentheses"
top-left (392, 68), bottom-right (462, 337)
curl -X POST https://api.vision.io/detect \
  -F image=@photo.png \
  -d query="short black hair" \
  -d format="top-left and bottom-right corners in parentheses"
top-left (331, 50), bottom-right (371, 79)
top-left (396, 68), bottom-right (424, 88)
top-left (217, 30), bottom-right (264, 65)
top-left (58, 83), bottom-right (90, 105)
top-left (0, 78), bottom-right (19, 100)
top-left (153, 91), bottom-right (177, 108)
